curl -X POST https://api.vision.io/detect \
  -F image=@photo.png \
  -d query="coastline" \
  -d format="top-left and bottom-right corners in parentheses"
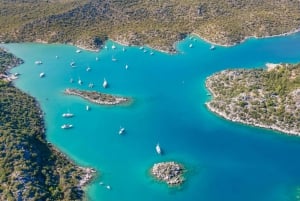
top-left (205, 80), bottom-right (300, 136)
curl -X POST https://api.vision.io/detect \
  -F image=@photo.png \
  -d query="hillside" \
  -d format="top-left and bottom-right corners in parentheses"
top-left (0, 48), bottom-right (94, 201)
top-left (1, 0), bottom-right (300, 52)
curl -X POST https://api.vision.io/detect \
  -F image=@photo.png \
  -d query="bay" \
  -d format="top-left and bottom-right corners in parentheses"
top-left (2, 32), bottom-right (300, 201)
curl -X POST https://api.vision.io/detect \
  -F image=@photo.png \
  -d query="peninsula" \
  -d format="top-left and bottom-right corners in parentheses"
top-left (1, 1), bottom-right (300, 52)
top-left (206, 63), bottom-right (300, 135)
top-left (0, 48), bottom-right (95, 200)
top-left (151, 162), bottom-right (185, 186)
top-left (64, 88), bottom-right (130, 105)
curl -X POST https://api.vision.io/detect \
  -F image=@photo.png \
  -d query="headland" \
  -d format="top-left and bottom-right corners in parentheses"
top-left (206, 63), bottom-right (300, 136)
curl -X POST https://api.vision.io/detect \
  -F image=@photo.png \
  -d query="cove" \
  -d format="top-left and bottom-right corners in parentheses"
top-left (2, 32), bottom-right (300, 201)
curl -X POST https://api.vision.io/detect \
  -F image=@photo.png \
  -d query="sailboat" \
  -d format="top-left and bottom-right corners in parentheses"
top-left (103, 78), bottom-right (108, 88)
top-left (119, 127), bottom-right (125, 135)
top-left (156, 143), bottom-right (162, 155)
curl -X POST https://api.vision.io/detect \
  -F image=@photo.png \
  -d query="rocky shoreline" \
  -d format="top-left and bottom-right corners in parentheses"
top-left (151, 162), bottom-right (185, 186)
top-left (205, 65), bottom-right (300, 136)
top-left (64, 88), bottom-right (130, 105)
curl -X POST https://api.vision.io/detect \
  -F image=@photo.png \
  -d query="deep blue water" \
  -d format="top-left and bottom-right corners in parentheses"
top-left (2, 32), bottom-right (300, 201)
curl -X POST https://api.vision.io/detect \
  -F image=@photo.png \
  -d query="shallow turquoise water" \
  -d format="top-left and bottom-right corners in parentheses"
top-left (3, 32), bottom-right (300, 201)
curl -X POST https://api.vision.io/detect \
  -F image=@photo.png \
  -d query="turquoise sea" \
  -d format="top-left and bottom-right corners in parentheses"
top-left (2, 32), bottom-right (300, 201)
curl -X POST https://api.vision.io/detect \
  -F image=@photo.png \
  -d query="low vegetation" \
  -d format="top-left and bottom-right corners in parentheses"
top-left (1, 0), bottom-right (300, 52)
top-left (206, 63), bottom-right (300, 135)
top-left (0, 48), bottom-right (92, 200)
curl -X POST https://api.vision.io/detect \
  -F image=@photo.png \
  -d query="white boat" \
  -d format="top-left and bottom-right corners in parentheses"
top-left (119, 127), bottom-right (125, 135)
top-left (122, 47), bottom-right (126, 52)
top-left (86, 67), bottom-right (91, 72)
top-left (70, 62), bottom-right (76, 67)
top-left (150, 51), bottom-right (154, 55)
top-left (70, 78), bottom-right (74, 83)
top-left (112, 56), bottom-right (117, 62)
top-left (88, 83), bottom-right (94, 88)
top-left (39, 72), bottom-right (45, 78)
top-left (143, 49), bottom-right (147, 53)
top-left (76, 49), bottom-right (81, 53)
top-left (210, 45), bottom-right (215, 50)
top-left (35, 60), bottom-right (42, 65)
top-left (106, 185), bottom-right (111, 190)
top-left (112, 44), bottom-right (116, 49)
top-left (78, 79), bottom-right (82, 85)
top-left (103, 78), bottom-right (108, 88)
top-left (156, 143), bottom-right (162, 155)
top-left (55, 55), bottom-right (59, 59)
top-left (61, 124), bottom-right (73, 129)
top-left (125, 64), bottom-right (128, 70)
top-left (86, 105), bottom-right (90, 111)
top-left (62, 113), bottom-right (74, 118)
top-left (139, 46), bottom-right (144, 50)
top-left (189, 43), bottom-right (193, 48)
top-left (96, 57), bottom-right (99, 61)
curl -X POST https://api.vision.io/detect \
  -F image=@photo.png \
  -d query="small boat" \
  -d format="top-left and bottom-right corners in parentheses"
top-left (70, 78), bottom-right (74, 83)
top-left (39, 72), bottom-right (45, 78)
top-left (35, 60), bottom-right (42, 65)
top-left (189, 43), bottom-right (193, 48)
top-left (86, 105), bottom-right (90, 111)
top-left (150, 51), bottom-right (154, 55)
top-left (104, 45), bottom-right (108, 49)
top-left (88, 83), bottom-right (94, 88)
top-left (119, 127), bottom-right (125, 135)
top-left (55, 55), bottom-right (59, 59)
top-left (62, 113), bottom-right (74, 118)
top-left (139, 46), bottom-right (144, 50)
top-left (61, 124), bottom-right (73, 129)
top-left (125, 64), bottom-right (128, 70)
top-left (86, 67), bottom-right (91, 72)
top-left (122, 47), bottom-right (126, 52)
top-left (96, 57), bottom-right (99, 61)
top-left (103, 78), bottom-right (108, 88)
top-left (156, 143), bottom-right (162, 155)
top-left (210, 45), bottom-right (215, 50)
top-left (14, 72), bottom-right (20, 76)
top-left (106, 185), bottom-right (111, 190)
top-left (78, 79), bottom-right (82, 85)
top-left (143, 49), bottom-right (147, 53)
top-left (70, 62), bottom-right (76, 67)
top-left (76, 49), bottom-right (81, 53)
top-left (112, 56), bottom-right (117, 62)
top-left (112, 44), bottom-right (116, 49)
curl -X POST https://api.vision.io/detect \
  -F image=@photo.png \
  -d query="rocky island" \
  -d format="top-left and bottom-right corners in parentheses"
top-left (64, 88), bottom-right (130, 105)
top-left (206, 63), bottom-right (300, 135)
top-left (151, 162), bottom-right (185, 186)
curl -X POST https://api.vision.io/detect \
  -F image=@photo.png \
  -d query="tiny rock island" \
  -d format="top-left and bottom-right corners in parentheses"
top-left (151, 162), bottom-right (185, 186)
top-left (206, 63), bottom-right (300, 135)
top-left (64, 88), bottom-right (129, 105)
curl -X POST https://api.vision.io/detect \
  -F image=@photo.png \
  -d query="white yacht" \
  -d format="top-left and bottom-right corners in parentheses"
top-left (119, 127), bottom-right (125, 135)
top-left (76, 49), bottom-right (81, 53)
top-left (112, 44), bottom-right (116, 49)
top-left (189, 43), bottom-right (193, 48)
top-left (210, 45), bottom-right (215, 50)
top-left (103, 78), bottom-right (108, 88)
top-left (86, 105), bottom-right (90, 111)
top-left (35, 60), bottom-right (42, 65)
top-left (39, 72), bottom-right (45, 78)
top-left (106, 185), bottom-right (111, 190)
top-left (62, 113), bottom-right (74, 118)
top-left (156, 143), bottom-right (162, 155)
top-left (88, 83), bottom-right (94, 88)
top-left (61, 124), bottom-right (73, 129)
top-left (112, 56), bottom-right (117, 62)
top-left (70, 62), bottom-right (76, 67)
